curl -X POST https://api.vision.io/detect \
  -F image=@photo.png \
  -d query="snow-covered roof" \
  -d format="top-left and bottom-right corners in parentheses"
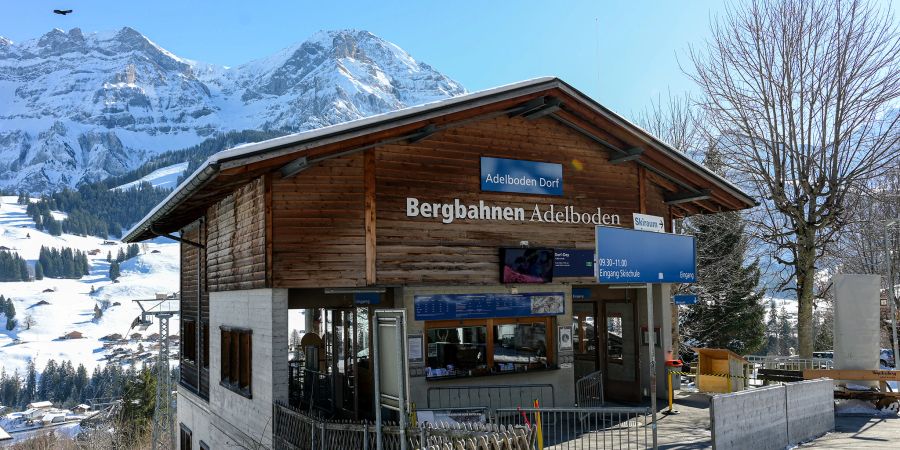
top-left (123, 76), bottom-right (757, 242)
top-left (0, 425), bottom-right (11, 441)
top-left (26, 401), bottom-right (52, 409)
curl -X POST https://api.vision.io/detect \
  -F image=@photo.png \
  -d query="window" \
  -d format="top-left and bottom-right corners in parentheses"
top-left (220, 326), bottom-right (252, 397)
top-left (182, 320), bottom-right (197, 363)
top-left (425, 325), bottom-right (488, 378)
top-left (425, 317), bottom-right (554, 379)
top-left (492, 319), bottom-right (549, 372)
top-left (201, 322), bottom-right (209, 369)
top-left (179, 424), bottom-right (192, 450)
top-left (607, 314), bottom-right (623, 364)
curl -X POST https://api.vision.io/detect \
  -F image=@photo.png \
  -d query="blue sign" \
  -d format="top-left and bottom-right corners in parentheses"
top-left (572, 288), bottom-right (592, 300)
top-left (554, 249), bottom-right (595, 277)
top-left (354, 292), bottom-right (381, 305)
top-left (480, 157), bottom-right (563, 196)
top-left (595, 226), bottom-right (696, 283)
top-left (414, 292), bottom-right (565, 321)
top-left (673, 294), bottom-right (698, 305)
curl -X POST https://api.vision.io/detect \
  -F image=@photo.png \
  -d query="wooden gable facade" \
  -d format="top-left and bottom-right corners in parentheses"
top-left (135, 78), bottom-right (755, 398)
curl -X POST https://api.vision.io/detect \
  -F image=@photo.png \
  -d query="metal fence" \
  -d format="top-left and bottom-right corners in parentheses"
top-left (493, 407), bottom-right (653, 449)
top-left (575, 371), bottom-right (605, 407)
top-left (744, 355), bottom-right (833, 371)
top-left (273, 401), bottom-right (534, 450)
top-left (427, 384), bottom-right (555, 414)
top-left (288, 362), bottom-right (334, 414)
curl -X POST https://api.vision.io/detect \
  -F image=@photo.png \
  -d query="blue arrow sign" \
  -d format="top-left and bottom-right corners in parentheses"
top-left (673, 294), bottom-right (698, 305)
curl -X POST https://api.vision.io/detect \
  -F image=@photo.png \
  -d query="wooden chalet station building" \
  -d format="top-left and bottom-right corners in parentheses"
top-left (124, 77), bottom-right (754, 449)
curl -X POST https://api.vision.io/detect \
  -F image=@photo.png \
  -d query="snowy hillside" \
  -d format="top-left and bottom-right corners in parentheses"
top-left (0, 196), bottom-right (179, 374)
top-left (112, 161), bottom-right (189, 191)
top-left (0, 28), bottom-right (465, 192)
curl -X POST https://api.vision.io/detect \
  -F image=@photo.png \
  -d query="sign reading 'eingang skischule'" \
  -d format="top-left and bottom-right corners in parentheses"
top-left (406, 197), bottom-right (621, 226)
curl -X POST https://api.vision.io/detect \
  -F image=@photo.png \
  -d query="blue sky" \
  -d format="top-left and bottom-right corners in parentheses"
top-left (3, 1), bottom-right (895, 118)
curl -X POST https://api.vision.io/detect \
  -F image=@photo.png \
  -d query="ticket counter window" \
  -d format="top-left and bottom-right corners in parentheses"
top-left (493, 321), bottom-right (548, 372)
top-left (424, 317), bottom-right (554, 379)
top-left (425, 326), bottom-right (488, 378)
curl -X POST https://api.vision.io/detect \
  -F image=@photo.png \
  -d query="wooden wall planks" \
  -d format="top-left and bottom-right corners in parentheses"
top-left (206, 178), bottom-right (267, 292)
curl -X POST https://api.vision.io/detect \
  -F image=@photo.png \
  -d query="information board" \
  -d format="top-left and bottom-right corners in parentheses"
top-left (554, 249), bottom-right (595, 277)
top-left (414, 292), bottom-right (565, 321)
top-left (595, 226), bottom-right (696, 283)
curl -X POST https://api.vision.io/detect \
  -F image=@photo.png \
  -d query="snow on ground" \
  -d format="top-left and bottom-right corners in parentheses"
top-left (0, 196), bottom-right (179, 374)
top-left (111, 161), bottom-right (189, 191)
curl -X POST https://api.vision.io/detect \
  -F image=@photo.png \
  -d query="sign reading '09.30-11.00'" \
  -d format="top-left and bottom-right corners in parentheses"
top-left (480, 157), bottom-right (563, 196)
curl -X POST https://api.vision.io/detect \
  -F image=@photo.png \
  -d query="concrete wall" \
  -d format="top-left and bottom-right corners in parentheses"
top-left (177, 387), bottom-right (211, 450)
top-left (834, 274), bottom-right (880, 384)
top-left (400, 284), bottom-right (576, 409)
top-left (710, 379), bottom-right (834, 450)
top-left (711, 385), bottom-right (788, 450)
top-left (785, 379), bottom-right (834, 444)
top-left (205, 288), bottom-right (289, 449)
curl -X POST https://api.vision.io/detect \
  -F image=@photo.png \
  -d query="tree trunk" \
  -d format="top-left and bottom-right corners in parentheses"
top-left (796, 240), bottom-right (817, 358)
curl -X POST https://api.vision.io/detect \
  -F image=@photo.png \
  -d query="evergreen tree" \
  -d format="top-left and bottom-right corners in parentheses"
top-left (0, 251), bottom-right (29, 281)
top-left (680, 150), bottom-right (766, 355)
top-left (766, 300), bottom-right (780, 355)
top-left (106, 250), bottom-right (112, 263)
top-left (116, 248), bottom-right (126, 263)
top-left (778, 306), bottom-right (797, 355)
top-left (109, 260), bottom-right (121, 281)
top-left (23, 359), bottom-right (36, 405)
top-left (814, 307), bottom-right (834, 352)
top-left (34, 261), bottom-right (44, 280)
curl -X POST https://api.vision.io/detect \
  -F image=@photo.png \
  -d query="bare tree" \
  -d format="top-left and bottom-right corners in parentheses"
top-left (688, 0), bottom-right (900, 357)
top-left (23, 314), bottom-right (35, 330)
top-left (636, 91), bottom-right (703, 160)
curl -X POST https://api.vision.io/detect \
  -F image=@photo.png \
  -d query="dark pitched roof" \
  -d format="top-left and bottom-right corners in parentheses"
top-left (123, 77), bottom-right (755, 243)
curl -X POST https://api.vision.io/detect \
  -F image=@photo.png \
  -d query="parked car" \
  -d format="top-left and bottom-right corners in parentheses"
top-left (812, 351), bottom-right (834, 360)
top-left (880, 349), bottom-right (895, 368)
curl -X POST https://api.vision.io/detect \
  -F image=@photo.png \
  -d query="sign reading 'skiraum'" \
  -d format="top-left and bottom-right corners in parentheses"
top-left (481, 157), bottom-right (563, 196)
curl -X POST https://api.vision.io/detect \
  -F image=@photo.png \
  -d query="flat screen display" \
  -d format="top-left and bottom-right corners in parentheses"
top-left (500, 248), bottom-right (554, 283)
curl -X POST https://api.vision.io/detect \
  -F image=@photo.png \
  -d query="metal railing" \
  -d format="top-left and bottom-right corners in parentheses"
top-left (744, 355), bottom-right (833, 370)
top-left (427, 384), bottom-right (555, 414)
top-left (288, 362), bottom-right (334, 414)
top-left (273, 401), bottom-right (534, 450)
top-left (493, 407), bottom-right (653, 449)
top-left (575, 370), bottom-right (605, 407)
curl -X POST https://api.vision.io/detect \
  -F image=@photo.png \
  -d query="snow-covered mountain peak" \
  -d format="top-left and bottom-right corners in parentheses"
top-left (0, 27), bottom-right (465, 193)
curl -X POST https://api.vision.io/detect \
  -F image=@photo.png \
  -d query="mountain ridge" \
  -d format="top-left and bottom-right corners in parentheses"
top-left (0, 27), bottom-right (465, 193)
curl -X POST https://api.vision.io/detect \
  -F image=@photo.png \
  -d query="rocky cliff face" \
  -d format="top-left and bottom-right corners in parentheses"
top-left (0, 28), bottom-right (465, 192)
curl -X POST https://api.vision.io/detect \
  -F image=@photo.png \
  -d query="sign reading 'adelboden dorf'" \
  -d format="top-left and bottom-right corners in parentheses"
top-left (480, 156), bottom-right (563, 196)
top-left (407, 156), bottom-right (620, 225)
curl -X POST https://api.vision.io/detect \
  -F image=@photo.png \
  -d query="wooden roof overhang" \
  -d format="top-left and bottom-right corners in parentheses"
top-left (123, 77), bottom-right (756, 243)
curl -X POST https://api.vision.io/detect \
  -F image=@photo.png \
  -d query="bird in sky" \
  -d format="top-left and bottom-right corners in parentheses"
top-left (53, 9), bottom-right (73, 15)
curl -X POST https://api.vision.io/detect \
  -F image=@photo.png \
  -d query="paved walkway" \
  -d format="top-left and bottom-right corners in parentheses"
top-left (799, 415), bottom-right (900, 448)
top-left (651, 391), bottom-right (900, 449)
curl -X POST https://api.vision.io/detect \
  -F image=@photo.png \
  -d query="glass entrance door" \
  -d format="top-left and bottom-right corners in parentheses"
top-left (603, 299), bottom-right (641, 402)
top-left (573, 302), bottom-right (599, 382)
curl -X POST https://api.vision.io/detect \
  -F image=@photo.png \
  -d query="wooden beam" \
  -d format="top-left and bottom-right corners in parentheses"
top-left (364, 149), bottom-right (377, 286)
top-left (665, 189), bottom-right (712, 205)
top-left (610, 147), bottom-right (643, 164)
top-left (803, 369), bottom-right (900, 382)
top-left (264, 173), bottom-right (274, 288)
top-left (523, 97), bottom-right (563, 121)
top-left (638, 166), bottom-right (647, 214)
